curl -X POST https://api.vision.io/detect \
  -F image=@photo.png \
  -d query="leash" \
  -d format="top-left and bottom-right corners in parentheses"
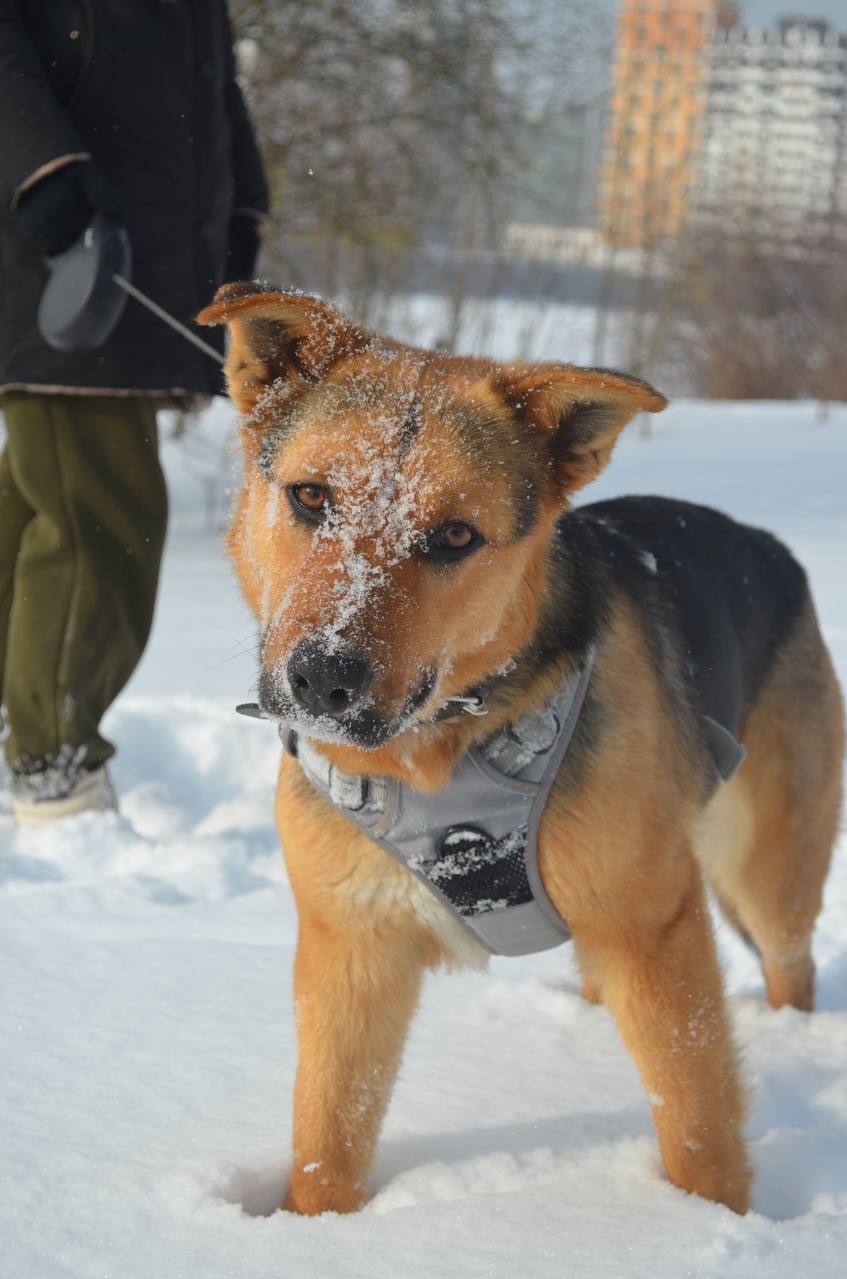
top-left (111, 273), bottom-right (225, 365)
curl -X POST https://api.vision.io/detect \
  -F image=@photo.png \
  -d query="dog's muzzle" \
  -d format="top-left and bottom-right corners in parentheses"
top-left (256, 648), bottom-right (440, 748)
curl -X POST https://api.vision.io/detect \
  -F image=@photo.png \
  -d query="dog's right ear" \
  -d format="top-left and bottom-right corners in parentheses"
top-left (491, 362), bottom-right (668, 495)
top-left (197, 284), bottom-right (371, 416)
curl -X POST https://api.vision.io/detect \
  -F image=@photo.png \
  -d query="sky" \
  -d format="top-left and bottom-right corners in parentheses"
top-left (741, 1), bottom-right (846, 27)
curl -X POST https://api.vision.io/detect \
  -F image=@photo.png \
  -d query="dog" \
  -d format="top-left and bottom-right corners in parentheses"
top-left (199, 284), bottom-right (844, 1217)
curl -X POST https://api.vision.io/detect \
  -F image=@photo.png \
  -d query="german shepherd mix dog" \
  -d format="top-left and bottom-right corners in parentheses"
top-left (199, 285), bottom-right (843, 1218)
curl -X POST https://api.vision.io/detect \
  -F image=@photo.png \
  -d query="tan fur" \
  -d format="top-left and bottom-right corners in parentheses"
top-left (199, 287), bottom-right (842, 1218)
top-left (699, 604), bottom-right (844, 1011)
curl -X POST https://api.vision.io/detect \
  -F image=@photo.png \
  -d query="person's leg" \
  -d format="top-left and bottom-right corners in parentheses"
top-left (2, 391), bottom-right (167, 797)
top-left (0, 439), bottom-right (36, 696)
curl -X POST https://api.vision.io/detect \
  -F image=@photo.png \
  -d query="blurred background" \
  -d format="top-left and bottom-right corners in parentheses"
top-left (229, 0), bottom-right (847, 401)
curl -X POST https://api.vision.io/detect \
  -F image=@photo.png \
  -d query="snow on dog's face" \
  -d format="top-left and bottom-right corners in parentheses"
top-left (199, 286), bottom-right (666, 751)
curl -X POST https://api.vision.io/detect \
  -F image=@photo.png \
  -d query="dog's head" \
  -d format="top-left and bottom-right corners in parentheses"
top-left (199, 285), bottom-right (667, 751)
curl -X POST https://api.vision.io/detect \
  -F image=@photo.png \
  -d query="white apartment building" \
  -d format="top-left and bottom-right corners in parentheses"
top-left (695, 17), bottom-right (847, 252)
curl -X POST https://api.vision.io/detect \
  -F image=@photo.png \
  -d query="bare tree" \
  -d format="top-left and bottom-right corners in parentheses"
top-left (653, 226), bottom-right (847, 401)
top-left (231, 0), bottom-right (606, 333)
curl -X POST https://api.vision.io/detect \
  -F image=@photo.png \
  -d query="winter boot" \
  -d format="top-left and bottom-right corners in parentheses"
top-left (12, 764), bottom-right (118, 828)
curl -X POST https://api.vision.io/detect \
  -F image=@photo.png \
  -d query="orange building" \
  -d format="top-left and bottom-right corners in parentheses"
top-left (599, 1), bottom-right (715, 248)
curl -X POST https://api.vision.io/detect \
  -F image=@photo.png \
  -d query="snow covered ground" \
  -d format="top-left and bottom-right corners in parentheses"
top-left (2, 396), bottom-right (846, 1278)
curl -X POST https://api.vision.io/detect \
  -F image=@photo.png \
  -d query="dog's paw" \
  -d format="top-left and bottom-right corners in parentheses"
top-left (283, 1174), bottom-right (365, 1216)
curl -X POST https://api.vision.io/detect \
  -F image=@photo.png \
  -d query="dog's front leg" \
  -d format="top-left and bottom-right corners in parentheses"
top-left (580, 858), bottom-right (752, 1213)
top-left (283, 912), bottom-right (424, 1215)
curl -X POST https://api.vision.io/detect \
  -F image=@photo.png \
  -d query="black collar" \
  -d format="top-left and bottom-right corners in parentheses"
top-left (236, 678), bottom-right (495, 725)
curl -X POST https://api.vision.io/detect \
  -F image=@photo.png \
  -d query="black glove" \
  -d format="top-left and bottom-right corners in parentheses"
top-left (224, 212), bottom-right (262, 282)
top-left (17, 162), bottom-right (122, 258)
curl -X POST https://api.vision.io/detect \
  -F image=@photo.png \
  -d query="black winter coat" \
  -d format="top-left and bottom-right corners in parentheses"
top-left (0, 0), bottom-right (269, 397)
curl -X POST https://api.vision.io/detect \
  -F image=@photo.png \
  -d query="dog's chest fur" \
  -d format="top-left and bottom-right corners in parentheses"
top-left (344, 859), bottom-right (491, 968)
top-left (282, 761), bottom-right (490, 968)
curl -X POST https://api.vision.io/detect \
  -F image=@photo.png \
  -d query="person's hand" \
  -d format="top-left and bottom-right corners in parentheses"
top-left (224, 212), bottom-right (262, 282)
top-left (17, 162), bottom-right (122, 257)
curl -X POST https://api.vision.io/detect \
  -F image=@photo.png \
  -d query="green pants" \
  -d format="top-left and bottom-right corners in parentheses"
top-left (0, 392), bottom-right (167, 784)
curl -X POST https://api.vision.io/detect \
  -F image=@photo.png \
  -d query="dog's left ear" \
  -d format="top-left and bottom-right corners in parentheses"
top-left (492, 363), bottom-right (668, 494)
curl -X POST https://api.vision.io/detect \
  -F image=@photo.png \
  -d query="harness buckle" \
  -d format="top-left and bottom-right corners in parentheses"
top-left (443, 694), bottom-right (488, 717)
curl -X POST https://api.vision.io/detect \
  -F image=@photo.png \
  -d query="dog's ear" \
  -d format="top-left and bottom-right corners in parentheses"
top-left (197, 283), bottom-right (371, 415)
top-left (492, 363), bottom-right (668, 494)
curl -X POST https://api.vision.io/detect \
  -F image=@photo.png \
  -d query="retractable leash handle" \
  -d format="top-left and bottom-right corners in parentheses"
top-left (38, 213), bottom-right (131, 352)
top-left (38, 213), bottom-right (225, 365)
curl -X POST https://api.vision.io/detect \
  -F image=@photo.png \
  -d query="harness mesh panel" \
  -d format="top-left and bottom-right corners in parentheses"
top-left (425, 827), bottom-right (533, 917)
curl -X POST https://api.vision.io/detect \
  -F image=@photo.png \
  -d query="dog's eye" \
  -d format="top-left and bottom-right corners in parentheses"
top-left (440, 522), bottom-right (475, 549)
top-left (289, 483), bottom-right (329, 519)
top-left (423, 521), bottom-right (483, 564)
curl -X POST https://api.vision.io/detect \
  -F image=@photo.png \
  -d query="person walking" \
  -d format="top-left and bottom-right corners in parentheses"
top-left (0, 0), bottom-right (269, 825)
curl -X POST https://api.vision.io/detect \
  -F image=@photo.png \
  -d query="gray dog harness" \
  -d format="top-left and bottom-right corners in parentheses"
top-left (284, 653), bottom-right (597, 957)
top-left (239, 650), bottom-right (746, 959)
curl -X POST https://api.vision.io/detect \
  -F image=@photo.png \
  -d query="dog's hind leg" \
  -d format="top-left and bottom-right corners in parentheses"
top-left (578, 853), bottom-right (752, 1214)
top-left (697, 607), bottom-right (843, 1012)
top-left (282, 910), bottom-right (426, 1215)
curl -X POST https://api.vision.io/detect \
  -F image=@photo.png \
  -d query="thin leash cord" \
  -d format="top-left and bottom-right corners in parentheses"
top-left (112, 273), bottom-right (225, 365)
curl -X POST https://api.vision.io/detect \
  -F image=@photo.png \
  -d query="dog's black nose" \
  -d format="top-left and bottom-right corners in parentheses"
top-left (287, 638), bottom-right (372, 718)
